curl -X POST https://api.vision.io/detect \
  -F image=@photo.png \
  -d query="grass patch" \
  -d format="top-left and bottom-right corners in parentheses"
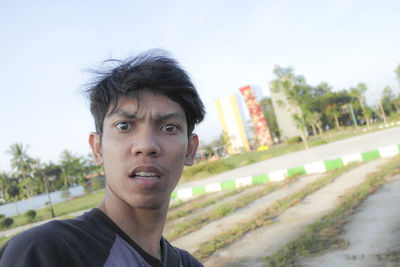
top-left (264, 155), bottom-right (400, 266)
top-left (193, 163), bottom-right (359, 260)
top-left (8, 190), bottom-right (105, 230)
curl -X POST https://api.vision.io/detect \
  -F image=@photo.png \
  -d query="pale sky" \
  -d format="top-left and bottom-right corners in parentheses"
top-left (1, 0), bottom-right (399, 172)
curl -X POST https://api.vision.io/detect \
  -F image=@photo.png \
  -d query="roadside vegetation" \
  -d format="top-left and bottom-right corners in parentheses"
top-left (264, 154), bottom-right (400, 267)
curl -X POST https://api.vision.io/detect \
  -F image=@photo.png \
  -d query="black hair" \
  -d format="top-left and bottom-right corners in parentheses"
top-left (85, 49), bottom-right (205, 136)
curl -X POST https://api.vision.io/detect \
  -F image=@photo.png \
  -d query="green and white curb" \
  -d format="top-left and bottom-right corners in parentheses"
top-left (171, 144), bottom-right (400, 200)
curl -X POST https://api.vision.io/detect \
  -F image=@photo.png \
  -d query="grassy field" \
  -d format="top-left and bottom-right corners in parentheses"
top-left (7, 189), bottom-right (105, 230)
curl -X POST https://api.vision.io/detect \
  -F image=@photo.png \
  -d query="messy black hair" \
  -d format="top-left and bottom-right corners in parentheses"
top-left (85, 49), bottom-right (205, 136)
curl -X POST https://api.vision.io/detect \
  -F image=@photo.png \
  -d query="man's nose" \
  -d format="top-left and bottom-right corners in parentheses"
top-left (130, 128), bottom-right (161, 157)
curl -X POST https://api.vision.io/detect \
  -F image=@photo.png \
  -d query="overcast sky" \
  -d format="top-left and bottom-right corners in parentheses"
top-left (1, 0), bottom-right (399, 172)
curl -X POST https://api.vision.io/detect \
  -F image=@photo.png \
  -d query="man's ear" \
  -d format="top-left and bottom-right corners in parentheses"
top-left (89, 132), bottom-right (103, 166)
top-left (185, 134), bottom-right (199, 166)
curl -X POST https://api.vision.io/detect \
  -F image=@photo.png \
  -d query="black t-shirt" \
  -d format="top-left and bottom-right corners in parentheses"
top-left (0, 208), bottom-right (203, 267)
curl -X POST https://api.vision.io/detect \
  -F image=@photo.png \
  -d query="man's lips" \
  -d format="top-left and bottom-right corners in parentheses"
top-left (129, 166), bottom-right (162, 180)
top-left (130, 171), bottom-right (159, 179)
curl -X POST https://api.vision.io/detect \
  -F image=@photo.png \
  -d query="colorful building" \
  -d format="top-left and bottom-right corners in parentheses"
top-left (215, 94), bottom-right (250, 155)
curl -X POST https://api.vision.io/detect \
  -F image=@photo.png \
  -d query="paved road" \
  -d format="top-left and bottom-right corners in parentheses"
top-left (177, 126), bottom-right (400, 190)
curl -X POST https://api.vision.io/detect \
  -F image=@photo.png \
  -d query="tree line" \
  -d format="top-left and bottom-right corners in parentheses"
top-left (261, 64), bottom-right (400, 148)
top-left (200, 64), bottom-right (400, 157)
top-left (0, 144), bottom-right (102, 204)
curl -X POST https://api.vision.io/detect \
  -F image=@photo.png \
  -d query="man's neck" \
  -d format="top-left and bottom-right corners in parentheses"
top-left (98, 193), bottom-right (168, 260)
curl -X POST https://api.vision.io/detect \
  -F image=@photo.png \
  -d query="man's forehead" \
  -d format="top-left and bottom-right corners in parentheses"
top-left (106, 94), bottom-right (186, 121)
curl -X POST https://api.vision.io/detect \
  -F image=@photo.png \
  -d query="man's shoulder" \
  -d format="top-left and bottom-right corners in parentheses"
top-left (0, 220), bottom-right (75, 267)
top-left (0, 210), bottom-right (116, 267)
top-left (1, 218), bottom-right (86, 255)
top-left (8, 219), bottom-right (72, 244)
top-left (174, 247), bottom-right (204, 267)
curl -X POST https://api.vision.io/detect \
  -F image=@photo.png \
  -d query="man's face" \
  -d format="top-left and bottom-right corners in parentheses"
top-left (89, 90), bottom-right (198, 210)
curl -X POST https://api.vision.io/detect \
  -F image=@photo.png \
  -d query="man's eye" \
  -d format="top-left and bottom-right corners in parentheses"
top-left (115, 122), bottom-right (131, 131)
top-left (163, 124), bottom-right (178, 133)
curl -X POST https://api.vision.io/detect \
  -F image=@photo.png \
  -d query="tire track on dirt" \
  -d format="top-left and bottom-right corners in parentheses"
top-left (170, 173), bottom-right (325, 253)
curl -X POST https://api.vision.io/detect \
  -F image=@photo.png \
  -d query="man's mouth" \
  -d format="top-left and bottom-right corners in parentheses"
top-left (129, 171), bottom-right (160, 180)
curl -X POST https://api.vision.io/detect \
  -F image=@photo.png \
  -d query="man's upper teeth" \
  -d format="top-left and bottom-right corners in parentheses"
top-left (135, 172), bottom-right (157, 177)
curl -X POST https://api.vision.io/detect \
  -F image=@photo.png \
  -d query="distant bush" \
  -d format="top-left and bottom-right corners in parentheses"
top-left (24, 210), bottom-right (36, 222)
top-left (286, 136), bottom-right (302, 145)
top-left (0, 214), bottom-right (5, 219)
top-left (0, 217), bottom-right (13, 229)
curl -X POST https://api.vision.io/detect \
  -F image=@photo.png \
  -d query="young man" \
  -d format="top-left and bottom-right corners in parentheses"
top-left (0, 50), bottom-right (205, 266)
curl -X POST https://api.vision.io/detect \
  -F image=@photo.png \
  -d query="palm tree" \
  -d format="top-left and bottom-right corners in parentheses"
top-left (0, 172), bottom-right (10, 203)
top-left (8, 143), bottom-right (34, 180)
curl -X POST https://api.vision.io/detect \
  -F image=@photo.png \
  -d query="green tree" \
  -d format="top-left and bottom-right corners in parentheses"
top-left (60, 151), bottom-right (95, 194)
top-left (0, 172), bottom-right (11, 203)
top-left (19, 177), bottom-right (41, 208)
top-left (381, 86), bottom-right (398, 118)
top-left (270, 66), bottom-right (310, 149)
top-left (308, 112), bottom-right (323, 137)
top-left (350, 83), bottom-right (371, 129)
top-left (40, 162), bottom-right (63, 191)
top-left (324, 90), bottom-right (352, 130)
top-left (8, 143), bottom-right (35, 181)
top-left (7, 177), bottom-right (21, 214)
top-left (20, 159), bottom-right (45, 208)
top-left (59, 150), bottom-right (85, 187)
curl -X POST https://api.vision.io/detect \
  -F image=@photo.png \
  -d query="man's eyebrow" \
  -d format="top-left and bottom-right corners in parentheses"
top-left (107, 110), bottom-right (185, 123)
top-left (156, 113), bottom-right (186, 123)
top-left (107, 109), bottom-right (137, 119)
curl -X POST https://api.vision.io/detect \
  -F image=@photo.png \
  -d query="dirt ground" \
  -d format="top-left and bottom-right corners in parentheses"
top-left (171, 173), bottom-right (324, 252)
top-left (299, 174), bottom-right (400, 267)
top-left (201, 158), bottom-right (389, 266)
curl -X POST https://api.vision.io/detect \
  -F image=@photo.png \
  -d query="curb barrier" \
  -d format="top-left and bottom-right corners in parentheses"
top-left (171, 144), bottom-right (400, 200)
